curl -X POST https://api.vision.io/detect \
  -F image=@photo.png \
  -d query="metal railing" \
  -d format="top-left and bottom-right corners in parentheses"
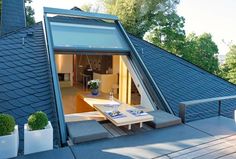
top-left (179, 95), bottom-right (236, 123)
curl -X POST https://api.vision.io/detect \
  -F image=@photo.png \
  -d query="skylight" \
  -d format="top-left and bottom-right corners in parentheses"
top-left (50, 21), bottom-right (129, 52)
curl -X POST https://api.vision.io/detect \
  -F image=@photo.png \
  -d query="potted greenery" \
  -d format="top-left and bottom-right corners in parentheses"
top-left (24, 111), bottom-right (53, 155)
top-left (88, 79), bottom-right (100, 95)
top-left (0, 114), bottom-right (18, 158)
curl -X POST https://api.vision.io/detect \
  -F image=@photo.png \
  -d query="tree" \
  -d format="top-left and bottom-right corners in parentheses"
top-left (81, 4), bottom-right (93, 12)
top-left (104, 0), bottom-right (220, 75)
top-left (182, 33), bottom-right (219, 74)
top-left (80, 4), bottom-right (100, 13)
top-left (144, 12), bottom-right (185, 55)
top-left (220, 45), bottom-right (236, 84)
top-left (0, 0), bottom-right (35, 26)
top-left (25, 0), bottom-right (35, 26)
top-left (103, 0), bottom-right (180, 38)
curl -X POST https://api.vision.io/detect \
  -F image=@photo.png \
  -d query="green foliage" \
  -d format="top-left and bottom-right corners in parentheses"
top-left (181, 33), bottom-right (219, 74)
top-left (144, 12), bottom-right (185, 55)
top-left (0, 0), bottom-right (35, 26)
top-left (25, 0), bottom-right (35, 26)
top-left (81, 4), bottom-right (93, 12)
top-left (104, 0), bottom-right (180, 38)
top-left (220, 45), bottom-right (236, 84)
top-left (25, 5), bottom-right (35, 26)
top-left (104, 0), bottom-right (220, 75)
top-left (28, 111), bottom-right (48, 131)
top-left (0, 114), bottom-right (16, 136)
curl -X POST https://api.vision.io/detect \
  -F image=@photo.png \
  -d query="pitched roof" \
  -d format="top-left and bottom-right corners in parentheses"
top-left (0, 22), bottom-right (61, 150)
top-left (1, 11), bottom-right (236, 152)
top-left (130, 35), bottom-right (236, 121)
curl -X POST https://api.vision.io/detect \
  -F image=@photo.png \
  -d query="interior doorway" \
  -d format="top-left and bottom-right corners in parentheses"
top-left (54, 53), bottom-right (142, 115)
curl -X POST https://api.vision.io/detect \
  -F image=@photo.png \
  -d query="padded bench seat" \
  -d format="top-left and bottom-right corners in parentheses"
top-left (148, 111), bottom-right (182, 129)
top-left (67, 120), bottom-right (109, 144)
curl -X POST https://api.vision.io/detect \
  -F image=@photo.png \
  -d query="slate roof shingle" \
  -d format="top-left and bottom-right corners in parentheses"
top-left (1, 12), bottom-right (236, 153)
top-left (130, 35), bottom-right (236, 121)
top-left (0, 22), bottom-right (61, 151)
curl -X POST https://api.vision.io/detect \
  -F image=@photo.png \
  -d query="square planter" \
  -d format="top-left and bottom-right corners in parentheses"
top-left (24, 121), bottom-right (53, 155)
top-left (0, 125), bottom-right (19, 159)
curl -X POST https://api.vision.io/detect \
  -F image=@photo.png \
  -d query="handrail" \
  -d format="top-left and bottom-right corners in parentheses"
top-left (179, 95), bottom-right (236, 123)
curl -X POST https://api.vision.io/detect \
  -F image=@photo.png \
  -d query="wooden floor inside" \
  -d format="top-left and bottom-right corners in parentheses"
top-left (101, 121), bottom-right (154, 138)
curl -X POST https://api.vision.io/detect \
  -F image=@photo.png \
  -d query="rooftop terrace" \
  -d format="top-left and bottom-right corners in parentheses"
top-left (14, 116), bottom-right (236, 159)
top-left (1, 6), bottom-right (236, 159)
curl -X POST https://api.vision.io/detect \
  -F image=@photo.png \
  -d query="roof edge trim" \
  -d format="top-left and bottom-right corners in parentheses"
top-left (44, 7), bottom-right (118, 21)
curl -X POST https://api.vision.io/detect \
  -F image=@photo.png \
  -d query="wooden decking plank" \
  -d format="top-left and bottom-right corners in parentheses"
top-left (120, 126), bottom-right (135, 135)
top-left (131, 124), bottom-right (146, 133)
top-left (223, 135), bottom-right (236, 141)
top-left (165, 134), bottom-right (236, 159)
top-left (195, 145), bottom-right (236, 159)
top-left (154, 155), bottom-right (170, 159)
top-left (142, 124), bottom-right (153, 131)
top-left (169, 139), bottom-right (226, 158)
top-left (102, 122), bottom-right (152, 138)
top-left (110, 124), bottom-right (127, 136)
top-left (102, 123), bottom-right (114, 138)
top-left (171, 140), bottom-right (234, 159)
top-left (222, 135), bottom-right (236, 145)
top-left (107, 123), bottom-right (123, 137)
top-left (219, 152), bottom-right (236, 159)
top-left (102, 123), bottom-right (119, 137)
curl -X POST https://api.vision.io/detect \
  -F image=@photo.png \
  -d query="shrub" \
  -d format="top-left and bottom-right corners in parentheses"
top-left (28, 111), bottom-right (48, 131)
top-left (0, 114), bottom-right (16, 136)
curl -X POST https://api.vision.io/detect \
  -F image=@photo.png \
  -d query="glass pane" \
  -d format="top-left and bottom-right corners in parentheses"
top-left (50, 22), bottom-right (129, 51)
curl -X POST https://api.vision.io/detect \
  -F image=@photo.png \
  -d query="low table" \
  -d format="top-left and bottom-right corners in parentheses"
top-left (94, 104), bottom-right (154, 130)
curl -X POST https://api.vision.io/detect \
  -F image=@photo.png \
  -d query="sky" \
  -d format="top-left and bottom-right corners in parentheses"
top-left (32, 0), bottom-right (236, 55)
top-left (177, 0), bottom-right (236, 55)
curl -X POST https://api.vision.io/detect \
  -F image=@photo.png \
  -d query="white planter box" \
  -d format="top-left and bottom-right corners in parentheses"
top-left (0, 125), bottom-right (19, 159)
top-left (24, 121), bottom-right (53, 155)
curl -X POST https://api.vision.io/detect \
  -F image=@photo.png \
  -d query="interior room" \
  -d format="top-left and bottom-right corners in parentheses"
top-left (55, 53), bottom-right (144, 118)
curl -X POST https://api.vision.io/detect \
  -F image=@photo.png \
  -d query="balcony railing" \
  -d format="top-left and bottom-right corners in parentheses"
top-left (179, 95), bottom-right (236, 123)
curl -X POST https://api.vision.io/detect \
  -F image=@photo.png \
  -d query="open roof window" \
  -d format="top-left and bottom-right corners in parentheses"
top-left (43, 7), bottom-right (163, 144)
top-left (50, 22), bottom-right (129, 52)
top-left (45, 7), bottom-right (130, 53)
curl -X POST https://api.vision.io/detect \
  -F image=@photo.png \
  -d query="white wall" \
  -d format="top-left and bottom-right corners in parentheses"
top-left (55, 54), bottom-right (73, 86)
top-left (121, 56), bottom-right (154, 112)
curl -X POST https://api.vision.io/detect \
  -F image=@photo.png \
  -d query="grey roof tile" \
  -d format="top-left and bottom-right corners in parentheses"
top-left (0, 23), bottom-right (60, 151)
top-left (130, 35), bottom-right (236, 122)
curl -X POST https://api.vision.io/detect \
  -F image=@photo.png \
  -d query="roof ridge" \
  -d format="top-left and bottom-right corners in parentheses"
top-left (129, 34), bottom-right (236, 89)
top-left (0, 22), bottom-right (43, 39)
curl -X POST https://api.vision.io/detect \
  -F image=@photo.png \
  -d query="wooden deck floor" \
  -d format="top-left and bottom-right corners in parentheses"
top-left (101, 121), bottom-right (153, 138)
top-left (156, 134), bottom-right (236, 159)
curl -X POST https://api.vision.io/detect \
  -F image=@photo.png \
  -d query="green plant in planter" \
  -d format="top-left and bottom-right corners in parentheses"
top-left (28, 111), bottom-right (48, 131)
top-left (0, 114), bottom-right (16, 136)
